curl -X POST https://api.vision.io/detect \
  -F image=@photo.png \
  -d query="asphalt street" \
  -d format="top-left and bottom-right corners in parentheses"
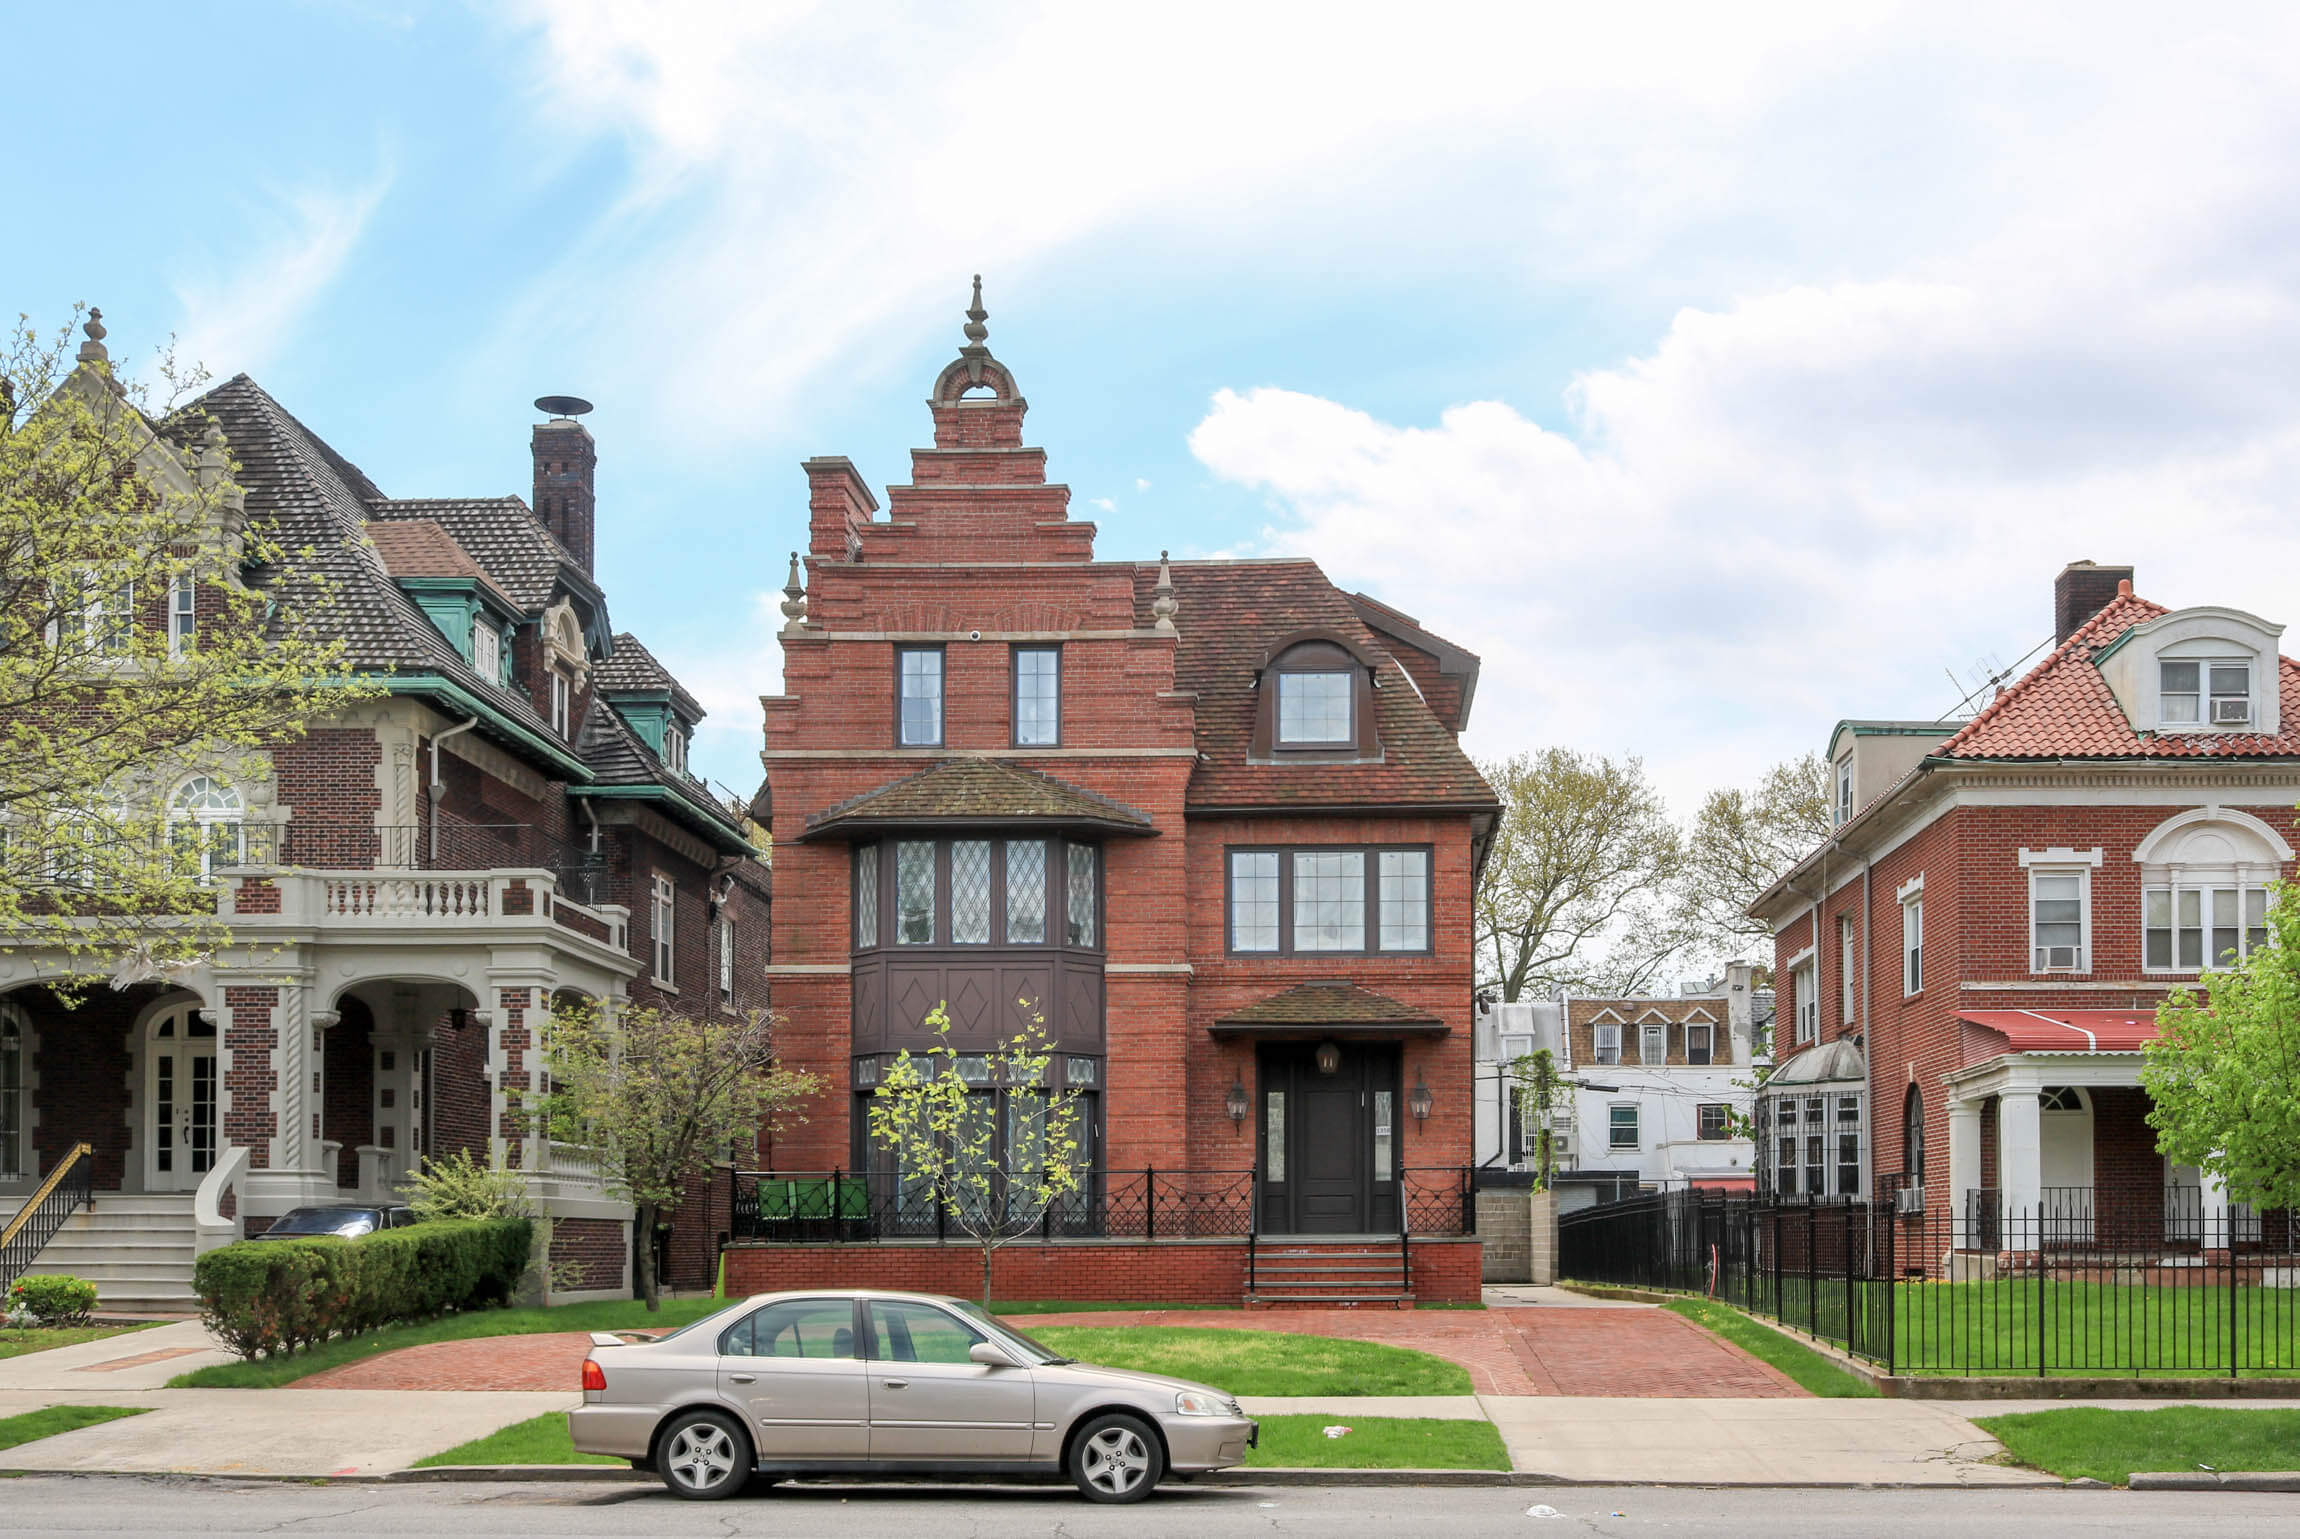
top-left (0, 1478), bottom-right (2297, 1538)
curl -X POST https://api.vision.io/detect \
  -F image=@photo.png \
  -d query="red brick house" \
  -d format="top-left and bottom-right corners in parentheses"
top-left (735, 288), bottom-right (1498, 1304)
top-left (1, 321), bottom-right (767, 1306)
top-left (1751, 561), bottom-right (2299, 1263)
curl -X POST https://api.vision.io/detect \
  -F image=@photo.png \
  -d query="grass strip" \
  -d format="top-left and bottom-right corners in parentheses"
top-left (991, 1300), bottom-right (1240, 1315)
top-left (415, 1412), bottom-right (623, 1468)
top-left (1662, 1298), bottom-right (1880, 1397)
top-left (0, 1324), bottom-right (158, 1362)
top-left (0, 1405), bottom-right (150, 1452)
top-left (1027, 1326), bottom-right (1470, 1396)
top-left (1243, 1414), bottom-right (1508, 1470)
top-left (1975, 1406), bottom-right (2300, 1485)
top-left (171, 1296), bottom-right (726, 1389)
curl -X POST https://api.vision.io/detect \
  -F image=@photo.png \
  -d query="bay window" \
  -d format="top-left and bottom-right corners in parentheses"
top-left (856, 836), bottom-right (1100, 952)
top-left (1224, 846), bottom-right (1433, 955)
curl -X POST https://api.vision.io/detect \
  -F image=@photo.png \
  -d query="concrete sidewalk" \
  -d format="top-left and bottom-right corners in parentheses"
top-left (0, 1320), bottom-right (233, 1390)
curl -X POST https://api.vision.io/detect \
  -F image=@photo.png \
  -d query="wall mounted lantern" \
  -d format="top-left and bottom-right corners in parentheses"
top-left (1314, 1040), bottom-right (1342, 1076)
top-left (1409, 1072), bottom-right (1433, 1126)
top-left (1226, 1073), bottom-right (1250, 1129)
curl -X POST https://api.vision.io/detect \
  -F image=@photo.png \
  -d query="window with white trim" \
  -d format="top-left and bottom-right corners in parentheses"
top-left (1838, 914), bottom-right (1856, 1026)
top-left (471, 620), bottom-right (500, 682)
top-left (0, 1001), bottom-right (26, 1181)
top-left (663, 722), bottom-right (688, 776)
top-left (1773, 1096), bottom-right (1800, 1195)
top-left (1686, 1020), bottom-right (1714, 1065)
top-left (2145, 883), bottom-right (2272, 972)
top-left (650, 874), bottom-right (676, 986)
top-left (897, 647), bottom-right (944, 746)
top-left (1639, 1021), bottom-right (1666, 1066)
top-left (1902, 895), bottom-right (1923, 995)
top-left (1835, 756), bottom-right (1853, 826)
top-left (717, 914), bottom-right (735, 1005)
top-left (549, 671), bottom-right (570, 737)
top-left (2159, 658), bottom-right (2252, 728)
top-left (168, 574), bottom-right (196, 659)
top-left (1608, 1103), bottom-right (1639, 1150)
top-left (1793, 961), bottom-right (1817, 1045)
top-left (47, 573), bottom-right (134, 656)
top-left (1837, 1094), bottom-right (1863, 1196)
top-left (2029, 868), bottom-right (2089, 972)
top-left (1697, 1103), bottom-right (1730, 1141)
top-left (1802, 1094), bottom-right (1827, 1196)
top-left (1591, 1019), bottom-right (1622, 1066)
top-left (167, 776), bottom-right (244, 884)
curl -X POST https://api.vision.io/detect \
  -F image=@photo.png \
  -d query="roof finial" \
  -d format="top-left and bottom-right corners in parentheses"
top-left (963, 274), bottom-right (989, 347)
top-left (77, 307), bottom-right (109, 364)
top-left (1151, 549), bottom-right (1178, 636)
top-left (780, 551), bottom-right (809, 634)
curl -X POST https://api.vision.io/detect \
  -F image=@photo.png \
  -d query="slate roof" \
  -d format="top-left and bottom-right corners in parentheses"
top-left (1210, 982), bottom-right (1447, 1033)
top-left (1937, 589), bottom-right (2300, 760)
top-left (595, 632), bottom-right (704, 722)
top-left (361, 519), bottom-right (518, 610)
top-left (574, 696), bottom-right (751, 844)
top-left (1131, 560), bottom-right (1497, 812)
top-left (801, 758), bottom-right (1158, 840)
top-left (366, 496), bottom-right (598, 614)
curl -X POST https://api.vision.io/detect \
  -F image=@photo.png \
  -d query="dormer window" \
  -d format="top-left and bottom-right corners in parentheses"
top-left (471, 621), bottom-right (501, 683)
top-left (2159, 659), bottom-right (2250, 728)
top-left (664, 723), bottom-right (688, 775)
top-left (1278, 671), bottom-right (1354, 744)
top-left (549, 671), bottom-right (570, 736)
top-left (1835, 756), bottom-right (1853, 825)
top-left (1253, 633), bottom-right (1380, 760)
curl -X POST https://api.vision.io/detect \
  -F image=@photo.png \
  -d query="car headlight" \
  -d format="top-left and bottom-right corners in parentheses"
top-left (1173, 1391), bottom-right (1234, 1417)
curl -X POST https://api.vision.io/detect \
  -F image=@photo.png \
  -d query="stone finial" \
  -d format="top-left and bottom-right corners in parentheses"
top-left (1151, 549), bottom-right (1179, 636)
top-left (780, 550), bottom-right (809, 633)
top-left (963, 274), bottom-right (988, 346)
top-left (77, 307), bottom-right (109, 364)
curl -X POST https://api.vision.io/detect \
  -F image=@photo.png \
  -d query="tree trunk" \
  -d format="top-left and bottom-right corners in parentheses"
top-left (636, 1200), bottom-right (661, 1312)
top-left (981, 1241), bottom-right (994, 1308)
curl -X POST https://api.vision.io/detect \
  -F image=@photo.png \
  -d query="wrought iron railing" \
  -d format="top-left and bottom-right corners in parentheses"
top-left (0, 1142), bottom-right (94, 1291)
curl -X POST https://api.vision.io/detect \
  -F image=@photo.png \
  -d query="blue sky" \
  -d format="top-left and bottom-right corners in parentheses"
top-left (18, 3), bottom-right (2300, 809)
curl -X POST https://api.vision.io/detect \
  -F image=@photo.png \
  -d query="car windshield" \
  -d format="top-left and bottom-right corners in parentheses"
top-left (269, 1209), bottom-right (376, 1235)
top-left (950, 1300), bottom-right (1070, 1365)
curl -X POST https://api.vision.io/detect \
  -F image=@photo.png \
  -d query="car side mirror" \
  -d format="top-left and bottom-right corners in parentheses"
top-left (968, 1341), bottom-right (1020, 1369)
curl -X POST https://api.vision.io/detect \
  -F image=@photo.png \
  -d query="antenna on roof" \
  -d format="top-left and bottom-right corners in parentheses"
top-left (534, 395), bottom-right (593, 419)
top-left (1937, 634), bottom-right (2051, 722)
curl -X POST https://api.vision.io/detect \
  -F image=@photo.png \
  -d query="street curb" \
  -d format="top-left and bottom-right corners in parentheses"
top-left (2129, 1471), bottom-right (2300, 1492)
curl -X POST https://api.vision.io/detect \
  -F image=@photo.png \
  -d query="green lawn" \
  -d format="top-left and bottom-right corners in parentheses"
top-left (1027, 1326), bottom-right (1470, 1396)
top-left (1975, 1407), bottom-right (2300, 1484)
top-left (0, 1405), bottom-right (149, 1453)
top-left (1243, 1414), bottom-right (1508, 1470)
top-left (0, 1324), bottom-right (157, 1362)
top-left (1880, 1280), bottom-right (2300, 1375)
top-left (1663, 1298), bottom-right (1879, 1397)
top-left (171, 1297), bottom-right (727, 1389)
top-left (416, 1413), bottom-right (622, 1468)
top-left (990, 1300), bottom-right (1240, 1315)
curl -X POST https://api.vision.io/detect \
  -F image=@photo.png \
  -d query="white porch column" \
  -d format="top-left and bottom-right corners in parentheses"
top-left (1948, 1096), bottom-right (1982, 1248)
top-left (2200, 1166), bottom-right (2235, 1256)
top-left (1999, 1088), bottom-right (2043, 1246)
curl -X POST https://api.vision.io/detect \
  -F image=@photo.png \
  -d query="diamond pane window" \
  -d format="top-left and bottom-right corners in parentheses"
top-left (950, 840), bottom-right (991, 944)
top-left (855, 845), bottom-right (879, 949)
top-left (1276, 671), bottom-right (1353, 744)
top-left (1065, 843), bottom-right (1099, 948)
top-left (896, 841), bottom-right (935, 945)
top-left (1377, 849), bottom-right (1428, 950)
top-left (1291, 852), bottom-right (1364, 951)
top-left (1230, 851), bottom-right (1280, 951)
top-left (1004, 840), bottom-right (1047, 943)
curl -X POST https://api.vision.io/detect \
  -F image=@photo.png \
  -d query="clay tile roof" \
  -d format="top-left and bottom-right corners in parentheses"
top-left (1210, 982), bottom-right (1448, 1035)
top-left (362, 519), bottom-right (518, 610)
top-left (799, 758), bottom-right (1159, 841)
top-left (366, 496), bottom-right (595, 613)
top-left (594, 632), bottom-right (704, 722)
top-left (1937, 589), bottom-right (2300, 760)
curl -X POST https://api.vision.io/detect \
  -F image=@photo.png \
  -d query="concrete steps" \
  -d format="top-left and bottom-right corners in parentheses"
top-left (17, 1195), bottom-right (200, 1314)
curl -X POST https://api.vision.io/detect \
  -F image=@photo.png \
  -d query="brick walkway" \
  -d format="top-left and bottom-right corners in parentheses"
top-left (291, 1304), bottom-right (1799, 1398)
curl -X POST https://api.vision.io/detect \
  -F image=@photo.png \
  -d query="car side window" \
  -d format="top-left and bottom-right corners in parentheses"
top-left (720, 1299), bottom-right (857, 1360)
top-left (866, 1301), bottom-right (985, 1365)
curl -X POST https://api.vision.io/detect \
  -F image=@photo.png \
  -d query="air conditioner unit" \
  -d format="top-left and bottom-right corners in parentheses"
top-left (2036, 945), bottom-right (2080, 971)
top-left (1896, 1186), bottom-right (1926, 1215)
top-left (2212, 697), bottom-right (2252, 725)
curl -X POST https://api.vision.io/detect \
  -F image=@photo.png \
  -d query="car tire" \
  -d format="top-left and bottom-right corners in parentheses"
top-left (656, 1410), bottom-right (752, 1501)
top-left (1068, 1412), bottom-right (1164, 1504)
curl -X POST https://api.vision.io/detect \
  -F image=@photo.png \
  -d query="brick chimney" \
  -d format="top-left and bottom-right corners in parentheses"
top-left (2054, 560), bottom-right (2132, 645)
top-left (531, 399), bottom-right (597, 574)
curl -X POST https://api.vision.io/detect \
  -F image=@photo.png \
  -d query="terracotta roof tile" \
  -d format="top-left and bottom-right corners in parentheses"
top-left (361, 519), bottom-right (518, 610)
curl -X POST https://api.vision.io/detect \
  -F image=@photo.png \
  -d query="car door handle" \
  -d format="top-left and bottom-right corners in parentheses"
top-left (728, 1373), bottom-right (757, 1384)
top-left (881, 1378), bottom-right (909, 1390)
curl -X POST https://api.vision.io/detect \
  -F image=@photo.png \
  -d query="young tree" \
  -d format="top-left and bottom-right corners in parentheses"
top-left (2142, 881), bottom-right (2300, 1214)
top-left (540, 999), bottom-right (819, 1310)
top-left (1507, 1047), bottom-right (1564, 1189)
top-left (1, 308), bottom-right (363, 985)
top-left (866, 1001), bottom-right (1084, 1306)
top-left (1475, 748), bottom-right (1687, 1000)
top-left (1676, 753), bottom-right (1833, 966)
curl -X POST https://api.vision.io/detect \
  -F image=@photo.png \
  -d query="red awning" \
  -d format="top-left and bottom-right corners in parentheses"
top-left (1957, 1009), bottom-right (2162, 1053)
top-left (1689, 1175), bottom-right (1756, 1192)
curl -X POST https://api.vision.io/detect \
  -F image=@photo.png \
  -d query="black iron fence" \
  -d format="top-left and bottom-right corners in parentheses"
top-left (1561, 1185), bottom-right (2300, 1377)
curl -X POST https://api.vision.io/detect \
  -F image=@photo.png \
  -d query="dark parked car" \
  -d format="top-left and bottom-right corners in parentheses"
top-left (252, 1205), bottom-right (420, 1240)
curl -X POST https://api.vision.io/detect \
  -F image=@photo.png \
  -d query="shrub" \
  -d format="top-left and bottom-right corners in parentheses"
top-left (9, 1274), bottom-right (99, 1327)
top-left (403, 1150), bottom-right (533, 1221)
top-left (193, 1217), bottom-right (532, 1360)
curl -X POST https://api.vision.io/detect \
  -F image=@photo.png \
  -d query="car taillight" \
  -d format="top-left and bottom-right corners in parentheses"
top-left (581, 1358), bottom-right (606, 1392)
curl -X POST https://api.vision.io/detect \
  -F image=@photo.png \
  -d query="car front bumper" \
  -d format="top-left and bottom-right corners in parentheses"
top-left (1158, 1414), bottom-right (1258, 1473)
top-left (567, 1403), bottom-right (658, 1460)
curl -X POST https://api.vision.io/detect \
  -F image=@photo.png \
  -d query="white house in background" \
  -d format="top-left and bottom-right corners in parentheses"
top-left (1476, 963), bottom-right (1768, 1211)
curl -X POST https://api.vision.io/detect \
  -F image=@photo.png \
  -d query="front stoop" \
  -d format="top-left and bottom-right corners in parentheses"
top-left (1249, 1238), bottom-right (1414, 1308)
top-left (22, 1195), bottom-right (200, 1315)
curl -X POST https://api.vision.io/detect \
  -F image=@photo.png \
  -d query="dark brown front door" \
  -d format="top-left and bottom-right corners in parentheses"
top-left (1257, 1042), bottom-right (1400, 1235)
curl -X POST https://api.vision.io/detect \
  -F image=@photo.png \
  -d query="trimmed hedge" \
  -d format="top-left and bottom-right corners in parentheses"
top-left (9, 1274), bottom-right (98, 1327)
top-left (194, 1218), bottom-right (531, 1359)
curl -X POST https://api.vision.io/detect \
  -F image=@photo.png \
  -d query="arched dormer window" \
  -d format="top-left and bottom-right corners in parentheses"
top-left (2094, 605), bottom-right (2285, 737)
top-left (1252, 630), bottom-right (1383, 761)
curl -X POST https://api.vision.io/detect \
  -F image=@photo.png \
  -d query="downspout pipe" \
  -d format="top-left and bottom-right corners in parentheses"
top-left (427, 716), bottom-right (479, 863)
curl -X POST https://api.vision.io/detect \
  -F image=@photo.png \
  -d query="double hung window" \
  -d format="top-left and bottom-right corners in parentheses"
top-left (549, 671), bottom-right (570, 736)
top-left (1775, 1098), bottom-right (1801, 1195)
top-left (1793, 962), bottom-right (1817, 1045)
top-left (1013, 647), bottom-right (1060, 746)
top-left (1697, 1103), bottom-right (1729, 1141)
top-left (1608, 1104), bottom-right (1639, 1150)
top-left (1224, 847), bottom-right (1431, 954)
top-left (1839, 915), bottom-right (1857, 1025)
top-left (717, 915), bottom-right (735, 1005)
top-left (897, 647), bottom-right (944, 746)
top-left (1638, 1022), bottom-right (1666, 1066)
top-left (168, 575), bottom-right (196, 659)
top-left (1838, 1094), bottom-right (1863, 1196)
top-left (2030, 869), bottom-right (2089, 971)
top-left (1685, 1021), bottom-right (1714, 1065)
top-left (1835, 757), bottom-right (1853, 825)
top-left (1902, 897), bottom-right (1923, 995)
top-left (1591, 1021), bottom-right (1622, 1066)
top-left (651, 874), bottom-right (676, 985)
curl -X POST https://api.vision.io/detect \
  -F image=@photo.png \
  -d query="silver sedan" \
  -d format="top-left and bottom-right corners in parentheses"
top-left (570, 1289), bottom-right (1258, 1503)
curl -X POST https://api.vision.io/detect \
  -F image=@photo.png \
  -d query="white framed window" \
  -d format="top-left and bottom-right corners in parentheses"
top-left (1013, 646), bottom-right (1060, 746)
top-left (168, 574), bottom-right (196, 659)
top-left (1901, 894), bottom-right (1923, 995)
top-left (471, 620), bottom-right (501, 683)
top-left (663, 723), bottom-right (688, 775)
top-left (1639, 1021), bottom-right (1666, 1066)
top-left (2029, 868), bottom-right (2090, 972)
top-left (1591, 1019), bottom-right (1622, 1066)
top-left (1838, 914), bottom-right (1856, 1026)
top-left (549, 671), bottom-right (570, 737)
top-left (1793, 961), bottom-right (1818, 1045)
top-left (1697, 1103), bottom-right (1729, 1141)
top-left (2146, 883), bottom-right (2272, 972)
top-left (897, 646), bottom-right (944, 746)
top-left (650, 873), bottom-right (676, 986)
top-left (48, 574), bottom-right (134, 656)
top-left (1837, 1093), bottom-right (1863, 1197)
top-left (1608, 1103), bottom-right (1639, 1150)
top-left (0, 1001), bottom-right (27, 1181)
top-left (1686, 1021), bottom-right (1714, 1065)
top-left (1835, 756), bottom-right (1853, 825)
top-left (1773, 1096), bottom-right (1800, 1194)
top-left (2159, 658), bottom-right (2252, 728)
top-left (1802, 1094), bottom-right (1827, 1196)
top-left (1276, 670), bottom-right (1354, 744)
top-left (717, 914), bottom-right (735, 1005)
top-left (167, 776), bottom-right (244, 883)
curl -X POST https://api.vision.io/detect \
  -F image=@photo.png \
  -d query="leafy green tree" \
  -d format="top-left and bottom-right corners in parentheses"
top-left (2143, 880), bottom-right (2300, 1213)
top-left (866, 1001), bottom-right (1084, 1306)
top-left (1, 307), bottom-right (363, 987)
top-left (540, 999), bottom-right (819, 1310)
top-left (1677, 753), bottom-right (1833, 967)
top-left (1507, 1047), bottom-right (1563, 1189)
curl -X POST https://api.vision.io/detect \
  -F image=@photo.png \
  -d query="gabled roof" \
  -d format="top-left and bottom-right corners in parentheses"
top-left (366, 496), bottom-right (601, 616)
top-left (1209, 982), bottom-right (1448, 1036)
top-left (594, 632), bottom-right (704, 722)
top-left (1131, 559), bottom-right (1497, 813)
top-left (362, 519), bottom-right (518, 611)
top-left (572, 694), bottom-right (752, 850)
top-left (1347, 590), bottom-right (1481, 732)
top-left (1937, 589), bottom-right (2300, 760)
top-left (799, 758), bottom-right (1158, 841)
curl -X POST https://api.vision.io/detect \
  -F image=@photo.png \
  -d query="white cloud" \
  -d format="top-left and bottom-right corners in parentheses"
top-left (1090, 497), bottom-right (1116, 512)
top-left (1134, 478), bottom-right (1151, 493)
top-left (171, 168), bottom-right (391, 380)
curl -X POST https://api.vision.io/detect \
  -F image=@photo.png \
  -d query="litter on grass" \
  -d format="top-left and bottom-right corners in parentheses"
top-left (1322, 1425), bottom-right (1352, 1439)
top-left (1525, 1504), bottom-right (1560, 1518)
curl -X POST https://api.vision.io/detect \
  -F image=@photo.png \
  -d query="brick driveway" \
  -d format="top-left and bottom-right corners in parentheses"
top-left (292, 1302), bottom-right (1798, 1398)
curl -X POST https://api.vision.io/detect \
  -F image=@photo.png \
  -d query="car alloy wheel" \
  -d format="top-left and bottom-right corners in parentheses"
top-left (658, 1411), bottom-right (749, 1501)
top-left (1070, 1413), bottom-right (1163, 1503)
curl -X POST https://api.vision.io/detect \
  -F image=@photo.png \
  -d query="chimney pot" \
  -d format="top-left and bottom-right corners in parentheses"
top-left (532, 403), bottom-right (597, 575)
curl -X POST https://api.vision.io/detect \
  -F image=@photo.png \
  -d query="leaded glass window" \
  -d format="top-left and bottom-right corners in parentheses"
top-left (1277, 671), bottom-right (1353, 743)
top-left (950, 840), bottom-right (991, 944)
top-left (1230, 851), bottom-right (1280, 951)
top-left (1377, 850), bottom-right (1428, 950)
top-left (1065, 843), bottom-right (1098, 948)
top-left (1291, 851), bottom-right (1364, 951)
top-left (1004, 840), bottom-right (1047, 943)
top-left (896, 841), bottom-right (935, 944)
top-left (855, 845), bottom-right (879, 949)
